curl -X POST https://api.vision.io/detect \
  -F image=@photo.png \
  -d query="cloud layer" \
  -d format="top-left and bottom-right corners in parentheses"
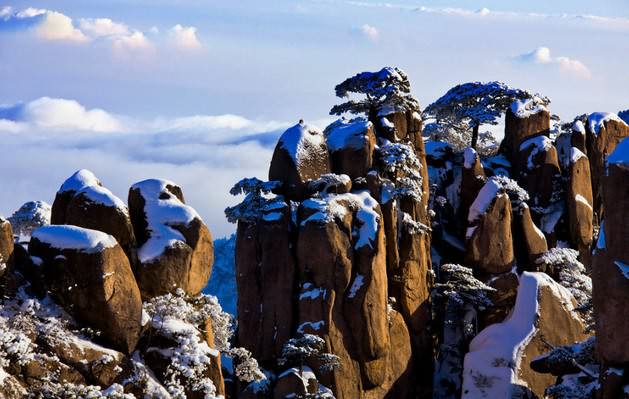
top-left (0, 6), bottom-right (202, 52)
top-left (516, 47), bottom-right (592, 79)
top-left (0, 97), bottom-right (295, 236)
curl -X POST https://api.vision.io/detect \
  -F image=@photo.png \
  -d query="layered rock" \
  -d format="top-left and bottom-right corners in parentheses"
top-left (592, 137), bottom-right (629, 366)
top-left (462, 272), bottom-right (588, 398)
top-left (269, 122), bottom-right (332, 200)
top-left (51, 170), bottom-right (136, 260)
top-left (29, 225), bottom-right (142, 353)
top-left (128, 179), bottom-right (213, 299)
top-left (517, 134), bottom-right (561, 208)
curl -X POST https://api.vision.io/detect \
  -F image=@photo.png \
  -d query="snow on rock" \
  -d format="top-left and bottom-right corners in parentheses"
top-left (31, 225), bottom-right (117, 253)
top-left (572, 120), bottom-right (586, 135)
top-left (58, 169), bottom-right (101, 193)
top-left (301, 190), bottom-right (380, 250)
top-left (347, 274), bottom-right (365, 298)
top-left (614, 260), bottom-right (629, 280)
top-left (324, 117), bottom-right (372, 152)
top-left (510, 97), bottom-right (548, 119)
top-left (597, 220), bottom-right (606, 250)
top-left (463, 147), bottom-right (478, 169)
top-left (467, 177), bottom-right (502, 223)
top-left (519, 134), bottom-right (553, 170)
top-left (8, 200), bottom-right (51, 238)
top-left (587, 112), bottom-right (627, 136)
top-left (280, 122), bottom-right (326, 167)
top-left (462, 272), bottom-right (585, 398)
top-left (130, 179), bottom-right (200, 263)
top-left (607, 136), bottom-right (629, 166)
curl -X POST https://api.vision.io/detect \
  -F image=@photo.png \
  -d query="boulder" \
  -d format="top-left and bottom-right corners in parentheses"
top-left (273, 367), bottom-right (318, 399)
top-left (0, 218), bottom-right (14, 277)
top-left (128, 179), bottom-right (213, 299)
top-left (585, 113), bottom-right (629, 220)
top-left (466, 179), bottom-right (514, 274)
top-left (500, 99), bottom-right (550, 166)
top-left (235, 200), bottom-right (295, 364)
top-left (7, 200), bottom-right (51, 238)
top-left (462, 272), bottom-right (588, 398)
top-left (29, 225), bottom-right (142, 353)
top-left (324, 118), bottom-right (376, 180)
top-left (566, 148), bottom-right (594, 263)
top-left (269, 122), bottom-right (331, 199)
top-left (51, 170), bottom-right (136, 259)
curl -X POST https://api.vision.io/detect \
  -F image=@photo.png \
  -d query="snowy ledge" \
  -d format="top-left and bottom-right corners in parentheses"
top-left (279, 122), bottom-right (326, 167)
top-left (587, 112), bottom-right (627, 136)
top-left (32, 225), bottom-right (118, 253)
top-left (510, 97), bottom-right (548, 119)
top-left (324, 117), bottom-right (372, 152)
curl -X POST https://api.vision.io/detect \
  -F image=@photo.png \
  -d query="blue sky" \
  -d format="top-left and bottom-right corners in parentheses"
top-left (1, 1), bottom-right (628, 236)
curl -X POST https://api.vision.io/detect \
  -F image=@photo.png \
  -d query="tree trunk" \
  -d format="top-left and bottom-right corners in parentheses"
top-left (470, 124), bottom-right (479, 150)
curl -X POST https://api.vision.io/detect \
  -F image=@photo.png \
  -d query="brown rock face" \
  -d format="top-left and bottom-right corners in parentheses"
top-left (235, 202), bottom-right (295, 365)
top-left (29, 225), bottom-right (142, 354)
top-left (512, 203), bottom-right (548, 269)
top-left (269, 122), bottom-right (331, 199)
top-left (204, 318), bottom-right (226, 397)
top-left (128, 179), bottom-right (213, 299)
top-left (501, 107), bottom-right (550, 166)
top-left (325, 118), bottom-right (376, 180)
top-left (593, 141), bottom-right (629, 365)
top-left (459, 148), bottom-right (486, 234)
top-left (466, 193), bottom-right (514, 274)
top-left (0, 218), bottom-right (14, 277)
top-left (566, 149), bottom-right (594, 262)
top-left (50, 169), bottom-right (136, 259)
top-left (585, 115), bottom-right (629, 221)
top-left (517, 135), bottom-right (561, 207)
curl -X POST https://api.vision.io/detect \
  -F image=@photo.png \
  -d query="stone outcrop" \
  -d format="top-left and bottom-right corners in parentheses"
top-left (465, 179), bottom-right (514, 275)
top-left (512, 203), bottom-right (547, 269)
top-left (324, 117), bottom-right (376, 179)
top-left (269, 122), bottom-right (332, 200)
top-left (7, 200), bottom-right (51, 238)
top-left (29, 225), bottom-right (143, 353)
top-left (235, 200), bottom-right (295, 364)
top-left (0, 217), bottom-right (14, 277)
top-left (459, 147), bottom-right (486, 235)
top-left (566, 148), bottom-right (594, 262)
top-left (462, 272), bottom-right (588, 398)
top-left (584, 113), bottom-right (629, 221)
top-left (592, 137), bottom-right (629, 365)
top-left (128, 179), bottom-right (214, 299)
top-left (51, 170), bottom-right (136, 258)
top-left (500, 99), bottom-right (550, 168)
top-left (517, 134), bottom-right (561, 208)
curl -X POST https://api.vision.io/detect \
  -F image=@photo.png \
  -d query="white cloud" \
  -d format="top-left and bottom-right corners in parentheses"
top-left (168, 24), bottom-right (202, 50)
top-left (0, 97), bottom-right (124, 132)
top-left (79, 18), bottom-right (130, 37)
top-left (112, 31), bottom-right (153, 52)
top-left (26, 8), bottom-right (88, 42)
top-left (360, 24), bottom-right (379, 41)
top-left (516, 47), bottom-right (592, 79)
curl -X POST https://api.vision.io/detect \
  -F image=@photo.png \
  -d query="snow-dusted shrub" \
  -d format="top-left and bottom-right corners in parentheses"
top-left (143, 289), bottom-right (264, 397)
top-left (225, 178), bottom-right (283, 224)
top-left (377, 141), bottom-right (423, 201)
top-left (278, 334), bottom-right (340, 374)
top-left (38, 383), bottom-right (135, 399)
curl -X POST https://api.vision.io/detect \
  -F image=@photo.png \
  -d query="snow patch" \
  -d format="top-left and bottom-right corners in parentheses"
top-left (614, 260), bottom-right (629, 280)
top-left (519, 135), bottom-right (552, 170)
top-left (324, 117), bottom-right (372, 152)
top-left (279, 122), bottom-right (326, 167)
top-left (32, 225), bottom-right (117, 253)
top-left (510, 97), bottom-right (548, 119)
top-left (131, 179), bottom-right (200, 263)
top-left (347, 274), bottom-right (364, 298)
top-left (58, 169), bottom-right (101, 193)
top-left (463, 147), bottom-right (477, 169)
top-left (587, 112), bottom-right (626, 136)
top-left (467, 178), bottom-right (502, 223)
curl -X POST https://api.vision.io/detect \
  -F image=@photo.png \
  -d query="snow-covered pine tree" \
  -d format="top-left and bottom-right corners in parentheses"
top-left (432, 264), bottom-right (495, 399)
top-left (423, 81), bottom-right (547, 149)
top-left (330, 67), bottom-right (420, 119)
